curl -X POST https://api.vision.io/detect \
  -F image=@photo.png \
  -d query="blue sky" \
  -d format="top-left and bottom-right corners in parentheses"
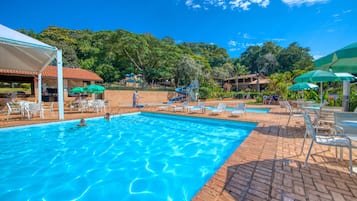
top-left (1, 0), bottom-right (356, 59)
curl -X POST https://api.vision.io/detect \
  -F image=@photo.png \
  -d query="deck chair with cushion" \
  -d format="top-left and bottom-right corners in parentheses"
top-left (210, 103), bottom-right (226, 115)
top-left (231, 102), bottom-right (246, 117)
top-left (303, 113), bottom-right (354, 176)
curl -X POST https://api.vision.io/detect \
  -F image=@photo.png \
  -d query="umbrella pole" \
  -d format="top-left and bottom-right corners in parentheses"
top-left (320, 82), bottom-right (323, 104)
top-left (343, 81), bottom-right (350, 111)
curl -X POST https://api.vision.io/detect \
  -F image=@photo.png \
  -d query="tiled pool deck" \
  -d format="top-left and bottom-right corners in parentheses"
top-left (1, 101), bottom-right (357, 200)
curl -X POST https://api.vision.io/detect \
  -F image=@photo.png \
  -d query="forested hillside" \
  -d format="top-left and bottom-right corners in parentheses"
top-left (20, 26), bottom-right (314, 89)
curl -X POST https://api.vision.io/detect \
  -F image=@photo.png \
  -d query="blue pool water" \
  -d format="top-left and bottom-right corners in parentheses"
top-left (0, 112), bottom-right (257, 201)
top-left (205, 106), bottom-right (270, 113)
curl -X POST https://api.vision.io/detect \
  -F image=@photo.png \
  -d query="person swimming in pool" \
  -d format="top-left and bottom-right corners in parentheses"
top-left (78, 118), bottom-right (87, 126)
top-left (104, 112), bottom-right (110, 121)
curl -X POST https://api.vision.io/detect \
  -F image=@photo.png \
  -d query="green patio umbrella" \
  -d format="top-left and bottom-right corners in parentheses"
top-left (288, 82), bottom-right (319, 91)
top-left (85, 84), bottom-right (105, 94)
top-left (315, 42), bottom-right (357, 73)
top-left (294, 70), bottom-right (339, 83)
top-left (314, 42), bottom-right (357, 111)
top-left (294, 70), bottom-right (339, 104)
top-left (335, 72), bottom-right (357, 81)
top-left (69, 87), bottom-right (85, 94)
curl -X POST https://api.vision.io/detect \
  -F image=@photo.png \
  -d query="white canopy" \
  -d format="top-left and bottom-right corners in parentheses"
top-left (0, 24), bottom-right (64, 120)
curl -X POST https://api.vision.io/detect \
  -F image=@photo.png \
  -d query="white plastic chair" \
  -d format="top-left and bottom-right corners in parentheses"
top-left (210, 103), bottom-right (226, 115)
top-left (303, 113), bottom-right (354, 176)
top-left (231, 102), bottom-right (246, 117)
top-left (42, 102), bottom-right (54, 112)
top-left (6, 102), bottom-right (22, 120)
top-left (285, 101), bottom-right (303, 126)
top-left (94, 100), bottom-right (107, 113)
top-left (26, 103), bottom-right (44, 119)
top-left (188, 102), bottom-right (206, 113)
top-left (173, 101), bottom-right (189, 112)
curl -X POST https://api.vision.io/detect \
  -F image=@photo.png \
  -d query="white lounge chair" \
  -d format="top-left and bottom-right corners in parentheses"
top-left (188, 102), bottom-right (205, 113)
top-left (210, 103), bottom-right (226, 115)
top-left (157, 101), bottom-right (174, 111)
top-left (231, 102), bottom-right (245, 117)
top-left (173, 101), bottom-right (189, 112)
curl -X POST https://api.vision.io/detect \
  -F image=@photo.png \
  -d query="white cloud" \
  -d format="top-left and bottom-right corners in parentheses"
top-left (185, 0), bottom-right (270, 10)
top-left (228, 40), bottom-right (238, 46)
top-left (332, 9), bottom-right (352, 23)
top-left (243, 33), bottom-right (250, 39)
top-left (313, 54), bottom-right (323, 60)
top-left (281, 0), bottom-right (329, 7)
top-left (229, 0), bottom-right (270, 10)
top-left (251, 0), bottom-right (269, 7)
top-left (185, 0), bottom-right (201, 9)
top-left (271, 38), bottom-right (286, 42)
top-left (228, 40), bottom-right (263, 52)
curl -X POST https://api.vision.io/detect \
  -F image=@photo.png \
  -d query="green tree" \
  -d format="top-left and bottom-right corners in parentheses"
top-left (239, 45), bottom-right (261, 73)
top-left (256, 53), bottom-right (279, 75)
top-left (174, 55), bottom-right (203, 87)
top-left (38, 26), bottom-right (80, 67)
top-left (277, 42), bottom-right (313, 72)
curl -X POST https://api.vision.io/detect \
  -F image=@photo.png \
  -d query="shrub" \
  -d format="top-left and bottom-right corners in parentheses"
top-left (20, 83), bottom-right (31, 89)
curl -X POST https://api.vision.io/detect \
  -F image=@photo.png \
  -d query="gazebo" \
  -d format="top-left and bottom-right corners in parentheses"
top-left (0, 24), bottom-right (64, 120)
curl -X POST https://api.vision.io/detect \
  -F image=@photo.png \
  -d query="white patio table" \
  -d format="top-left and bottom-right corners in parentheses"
top-left (336, 119), bottom-right (357, 173)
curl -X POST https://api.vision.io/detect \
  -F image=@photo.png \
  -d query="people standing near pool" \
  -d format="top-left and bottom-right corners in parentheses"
top-left (133, 90), bottom-right (139, 107)
top-left (78, 118), bottom-right (87, 126)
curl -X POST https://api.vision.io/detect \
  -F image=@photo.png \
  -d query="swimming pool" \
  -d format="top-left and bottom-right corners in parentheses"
top-left (0, 112), bottom-right (257, 200)
top-left (205, 106), bottom-right (271, 113)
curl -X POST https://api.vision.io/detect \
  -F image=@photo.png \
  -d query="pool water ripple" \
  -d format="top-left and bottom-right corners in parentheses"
top-left (0, 112), bottom-right (256, 200)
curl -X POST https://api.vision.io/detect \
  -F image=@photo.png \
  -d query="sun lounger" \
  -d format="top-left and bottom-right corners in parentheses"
top-left (157, 101), bottom-right (174, 111)
top-left (173, 101), bottom-right (189, 112)
top-left (188, 102), bottom-right (205, 113)
top-left (210, 103), bottom-right (226, 115)
top-left (231, 102), bottom-right (245, 117)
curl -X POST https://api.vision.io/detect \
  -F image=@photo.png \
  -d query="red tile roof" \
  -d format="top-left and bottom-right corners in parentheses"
top-left (0, 69), bottom-right (37, 77)
top-left (0, 66), bottom-right (103, 81)
top-left (43, 66), bottom-right (103, 81)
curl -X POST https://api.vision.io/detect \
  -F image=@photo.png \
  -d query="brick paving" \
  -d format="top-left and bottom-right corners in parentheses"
top-left (1, 101), bottom-right (357, 201)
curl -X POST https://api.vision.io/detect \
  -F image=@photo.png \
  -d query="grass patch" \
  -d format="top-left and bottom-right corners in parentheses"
top-left (0, 88), bottom-right (30, 94)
